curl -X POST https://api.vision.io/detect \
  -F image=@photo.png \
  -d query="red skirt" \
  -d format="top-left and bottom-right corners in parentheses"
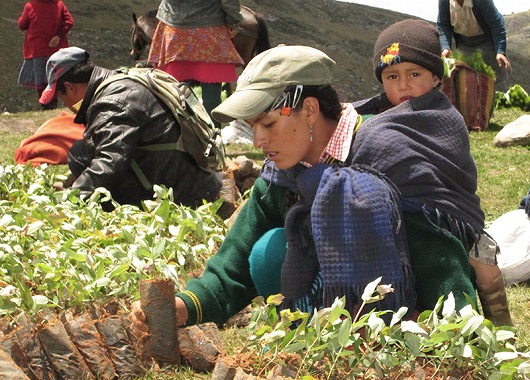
top-left (159, 61), bottom-right (238, 83)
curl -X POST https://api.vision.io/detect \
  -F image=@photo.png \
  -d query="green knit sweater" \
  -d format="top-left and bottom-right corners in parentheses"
top-left (177, 177), bottom-right (287, 325)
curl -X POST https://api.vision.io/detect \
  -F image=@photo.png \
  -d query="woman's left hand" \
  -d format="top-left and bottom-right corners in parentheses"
top-left (496, 54), bottom-right (511, 72)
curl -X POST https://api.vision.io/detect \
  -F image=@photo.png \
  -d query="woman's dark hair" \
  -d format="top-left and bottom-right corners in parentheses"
top-left (284, 84), bottom-right (342, 121)
top-left (56, 59), bottom-right (95, 94)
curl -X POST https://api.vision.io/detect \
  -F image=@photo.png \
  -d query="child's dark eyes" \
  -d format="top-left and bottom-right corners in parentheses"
top-left (387, 72), bottom-right (422, 80)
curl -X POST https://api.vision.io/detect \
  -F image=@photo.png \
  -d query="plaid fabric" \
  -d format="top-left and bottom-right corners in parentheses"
top-left (320, 103), bottom-right (361, 163)
top-left (312, 165), bottom-right (415, 314)
top-left (281, 164), bottom-right (329, 302)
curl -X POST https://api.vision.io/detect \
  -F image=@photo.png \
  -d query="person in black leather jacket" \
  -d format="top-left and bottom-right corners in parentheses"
top-left (39, 47), bottom-right (222, 210)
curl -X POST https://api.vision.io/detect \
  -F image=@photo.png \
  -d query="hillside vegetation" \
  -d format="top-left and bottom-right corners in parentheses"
top-left (1, 0), bottom-right (529, 113)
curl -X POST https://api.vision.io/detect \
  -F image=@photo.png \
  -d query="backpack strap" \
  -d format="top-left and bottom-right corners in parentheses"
top-left (137, 143), bottom-right (178, 151)
top-left (130, 159), bottom-right (153, 190)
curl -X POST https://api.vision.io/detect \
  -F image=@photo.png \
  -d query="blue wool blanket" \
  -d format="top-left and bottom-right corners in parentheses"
top-left (266, 162), bottom-right (416, 315)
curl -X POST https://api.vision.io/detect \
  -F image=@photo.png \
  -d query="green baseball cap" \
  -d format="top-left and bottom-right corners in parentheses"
top-left (212, 45), bottom-right (335, 123)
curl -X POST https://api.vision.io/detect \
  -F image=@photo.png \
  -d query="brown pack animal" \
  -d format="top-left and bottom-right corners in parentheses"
top-left (130, 6), bottom-right (271, 67)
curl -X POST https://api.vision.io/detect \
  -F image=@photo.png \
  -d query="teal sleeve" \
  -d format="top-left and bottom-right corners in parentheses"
top-left (177, 177), bottom-right (287, 325)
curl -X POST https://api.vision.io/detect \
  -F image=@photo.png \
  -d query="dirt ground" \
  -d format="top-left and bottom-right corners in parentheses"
top-left (0, 110), bottom-right (66, 137)
top-left (0, 117), bottom-right (39, 135)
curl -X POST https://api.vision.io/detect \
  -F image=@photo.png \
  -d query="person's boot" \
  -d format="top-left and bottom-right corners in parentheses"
top-left (477, 273), bottom-right (514, 327)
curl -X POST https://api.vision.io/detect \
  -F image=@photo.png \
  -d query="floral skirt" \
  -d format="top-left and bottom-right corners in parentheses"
top-left (148, 22), bottom-right (243, 83)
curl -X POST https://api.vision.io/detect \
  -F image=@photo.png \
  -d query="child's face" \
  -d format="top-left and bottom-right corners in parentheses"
top-left (381, 62), bottom-right (441, 106)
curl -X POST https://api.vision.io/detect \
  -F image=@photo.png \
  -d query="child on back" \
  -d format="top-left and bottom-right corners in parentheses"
top-left (352, 19), bottom-right (512, 326)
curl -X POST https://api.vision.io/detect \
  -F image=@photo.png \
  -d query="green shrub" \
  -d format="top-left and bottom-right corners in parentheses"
top-left (448, 49), bottom-right (496, 79)
top-left (0, 164), bottom-right (227, 319)
top-left (496, 85), bottom-right (530, 111)
top-left (245, 278), bottom-right (529, 379)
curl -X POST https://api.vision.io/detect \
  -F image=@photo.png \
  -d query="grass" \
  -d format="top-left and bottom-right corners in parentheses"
top-left (0, 110), bottom-right (59, 164)
top-left (471, 108), bottom-right (530, 221)
top-left (0, 107), bottom-right (529, 377)
top-left (464, 108), bottom-right (530, 347)
top-left (0, 130), bottom-right (23, 164)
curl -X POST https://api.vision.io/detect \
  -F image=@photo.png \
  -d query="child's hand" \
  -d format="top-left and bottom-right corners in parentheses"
top-left (49, 36), bottom-right (60, 48)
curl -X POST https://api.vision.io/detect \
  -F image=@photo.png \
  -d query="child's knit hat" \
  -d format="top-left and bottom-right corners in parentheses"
top-left (373, 19), bottom-right (444, 83)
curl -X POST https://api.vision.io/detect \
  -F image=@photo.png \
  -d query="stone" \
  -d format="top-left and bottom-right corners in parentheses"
top-left (494, 115), bottom-right (530, 147)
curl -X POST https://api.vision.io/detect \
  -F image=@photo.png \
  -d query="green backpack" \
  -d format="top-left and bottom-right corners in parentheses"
top-left (93, 67), bottom-right (226, 175)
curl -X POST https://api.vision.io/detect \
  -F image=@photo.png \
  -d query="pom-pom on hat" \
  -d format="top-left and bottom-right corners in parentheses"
top-left (212, 45), bottom-right (335, 123)
top-left (39, 47), bottom-right (90, 105)
top-left (373, 19), bottom-right (444, 83)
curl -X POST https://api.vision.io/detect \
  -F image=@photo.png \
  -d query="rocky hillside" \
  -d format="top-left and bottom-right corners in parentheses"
top-left (1, 0), bottom-right (528, 113)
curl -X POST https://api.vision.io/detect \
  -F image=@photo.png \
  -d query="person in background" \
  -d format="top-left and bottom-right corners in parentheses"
top-left (39, 47), bottom-right (222, 212)
top-left (130, 23), bottom-right (511, 334)
top-left (147, 0), bottom-right (244, 127)
top-left (437, 0), bottom-right (511, 86)
top-left (17, 0), bottom-right (74, 110)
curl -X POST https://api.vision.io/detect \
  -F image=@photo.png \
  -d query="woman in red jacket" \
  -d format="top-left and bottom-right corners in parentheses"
top-left (17, 0), bottom-right (74, 110)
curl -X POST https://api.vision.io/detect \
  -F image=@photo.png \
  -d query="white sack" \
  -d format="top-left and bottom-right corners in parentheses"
top-left (486, 209), bottom-right (530, 285)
